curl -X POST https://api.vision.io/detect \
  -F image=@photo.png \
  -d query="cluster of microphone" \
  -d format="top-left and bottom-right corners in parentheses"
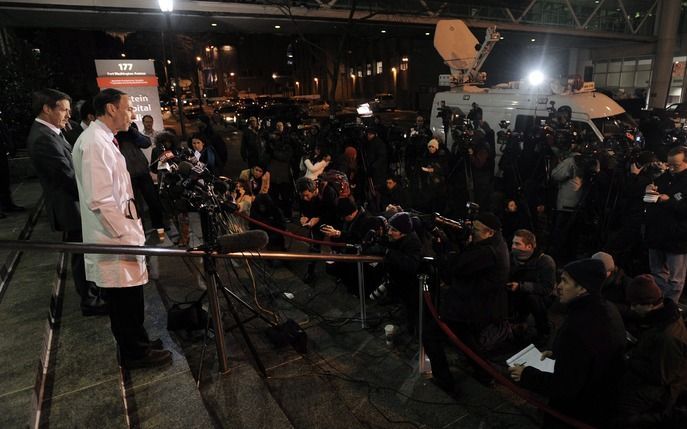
top-left (153, 149), bottom-right (236, 213)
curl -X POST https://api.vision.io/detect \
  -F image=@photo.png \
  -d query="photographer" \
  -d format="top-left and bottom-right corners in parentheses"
top-left (423, 212), bottom-right (510, 393)
top-left (296, 176), bottom-right (340, 283)
top-left (320, 199), bottom-right (385, 295)
top-left (368, 212), bottom-right (423, 328)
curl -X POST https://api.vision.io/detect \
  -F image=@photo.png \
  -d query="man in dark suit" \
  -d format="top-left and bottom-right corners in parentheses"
top-left (27, 89), bottom-right (106, 316)
top-left (63, 100), bottom-right (95, 145)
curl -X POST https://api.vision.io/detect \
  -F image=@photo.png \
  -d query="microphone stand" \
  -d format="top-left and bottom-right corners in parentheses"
top-left (197, 208), bottom-right (273, 379)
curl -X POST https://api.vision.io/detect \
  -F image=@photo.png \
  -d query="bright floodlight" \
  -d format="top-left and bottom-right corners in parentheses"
top-left (159, 0), bottom-right (173, 12)
top-left (528, 70), bottom-right (545, 86)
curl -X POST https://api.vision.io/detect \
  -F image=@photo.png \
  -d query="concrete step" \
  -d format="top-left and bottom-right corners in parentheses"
top-left (0, 179), bottom-right (215, 428)
top-left (156, 254), bottom-right (296, 429)
top-left (0, 211), bottom-right (65, 428)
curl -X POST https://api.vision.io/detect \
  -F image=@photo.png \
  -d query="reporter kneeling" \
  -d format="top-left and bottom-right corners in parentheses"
top-left (509, 258), bottom-right (626, 428)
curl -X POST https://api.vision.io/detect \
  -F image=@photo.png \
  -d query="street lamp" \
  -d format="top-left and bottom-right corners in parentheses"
top-left (159, 0), bottom-right (185, 137)
top-left (391, 67), bottom-right (397, 96)
top-left (313, 77), bottom-right (319, 95)
top-left (295, 81), bottom-right (300, 95)
top-left (158, 0), bottom-right (173, 12)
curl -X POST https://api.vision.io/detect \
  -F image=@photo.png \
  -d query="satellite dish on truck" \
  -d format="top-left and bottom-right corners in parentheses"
top-left (434, 20), bottom-right (500, 86)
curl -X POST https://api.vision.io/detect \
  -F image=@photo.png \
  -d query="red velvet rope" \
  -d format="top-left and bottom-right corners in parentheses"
top-left (235, 211), bottom-right (351, 248)
top-left (422, 290), bottom-right (595, 429)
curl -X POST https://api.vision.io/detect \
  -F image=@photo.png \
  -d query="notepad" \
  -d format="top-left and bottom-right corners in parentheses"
top-left (643, 194), bottom-right (660, 203)
top-left (506, 343), bottom-right (555, 373)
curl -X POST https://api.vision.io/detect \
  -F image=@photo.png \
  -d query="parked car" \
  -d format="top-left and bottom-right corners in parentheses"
top-left (665, 102), bottom-right (687, 126)
top-left (213, 104), bottom-right (239, 127)
top-left (370, 93), bottom-right (396, 112)
top-left (182, 98), bottom-right (204, 119)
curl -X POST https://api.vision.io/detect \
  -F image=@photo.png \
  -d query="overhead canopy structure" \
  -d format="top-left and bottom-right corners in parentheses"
top-left (0, 0), bottom-right (659, 42)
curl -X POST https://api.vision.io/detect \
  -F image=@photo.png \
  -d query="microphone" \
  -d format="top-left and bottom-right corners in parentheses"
top-left (177, 160), bottom-right (195, 177)
top-left (217, 230), bottom-right (269, 253)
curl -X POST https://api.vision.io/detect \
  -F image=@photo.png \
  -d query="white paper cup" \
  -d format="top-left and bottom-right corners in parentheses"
top-left (384, 324), bottom-right (397, 345)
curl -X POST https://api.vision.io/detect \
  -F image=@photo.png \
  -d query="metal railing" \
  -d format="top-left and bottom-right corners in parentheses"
top-left (0, 239), bottom-right (384, 373)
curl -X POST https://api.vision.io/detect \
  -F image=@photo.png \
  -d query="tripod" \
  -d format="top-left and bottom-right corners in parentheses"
top-left (197, 209), bottom-right (277, 377)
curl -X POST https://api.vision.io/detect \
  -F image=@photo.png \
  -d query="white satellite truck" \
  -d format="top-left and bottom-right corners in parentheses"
top-left (428, 20), bottom-right (636, 151)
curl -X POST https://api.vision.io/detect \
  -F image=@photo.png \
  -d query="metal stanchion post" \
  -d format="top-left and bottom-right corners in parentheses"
top-left (203, 255), bottom-right (230, 374)
top-left (355, 245), bottom-right (366, 328)
top-left (418, 273), bottom-right (430, 373)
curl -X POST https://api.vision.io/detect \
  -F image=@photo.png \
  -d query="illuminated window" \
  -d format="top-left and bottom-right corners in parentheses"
top-left (400, 62), bottom-right (408, 71)
top-left (366, 64), bottom-right (372, 76)
top-left (376, 61), bottom-right (383, 74)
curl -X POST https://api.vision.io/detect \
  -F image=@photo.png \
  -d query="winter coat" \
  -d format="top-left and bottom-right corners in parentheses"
top-left (600, 268), bottom-right (633, 320)
top-left (440, 232), bottom-right (510, 327)
top-left (73, 120), bottom-right (147, 288)
top-left (304, 158), bottom-right (328, 180)
top-left (551, 152), bottom-right (583, 211)
top-left (116, 126), bottom-right (152, 179)
top-left (620, 299), bottom-right (687, 415)
top-left (340, 209), bottom-right (384, 246)
top-left (379, 185), bottom-right (409, 211)
top-left (362, 135), bottom-right (388, 188)
top-left (645, 169), bottom-right (687, 254)
top-left (241, 128), bottom-right (263, 167)
top-left (384, 231), bottom-right (423, 296)
top-left (509, 249), bottom-right (556, 297)
top-left (520, 294), bottom-right (626, 427)
top-left (267, 132), bottom-right (293, 183)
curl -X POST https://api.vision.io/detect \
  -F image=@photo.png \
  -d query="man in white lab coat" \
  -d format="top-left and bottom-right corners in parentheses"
top-left (73, 89), bottom-right (172, 369)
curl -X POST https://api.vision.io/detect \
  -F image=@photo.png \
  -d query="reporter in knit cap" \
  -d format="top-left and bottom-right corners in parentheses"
top-left (512, 257), bottom-right (627, 427)
top-left (388, 211), bottom-right (413, 235)
top-left (471, 211), bottom-right (501, 244)
top-left (557, 258), bottom-right (606, 303)
top-left (626, 274), bottom-right (663, 307)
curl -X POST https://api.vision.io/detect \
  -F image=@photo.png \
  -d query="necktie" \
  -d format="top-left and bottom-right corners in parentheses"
top-left (58, 132), bottom-right (73, 152)
top-left (113, 137), bottom-right (120, 150)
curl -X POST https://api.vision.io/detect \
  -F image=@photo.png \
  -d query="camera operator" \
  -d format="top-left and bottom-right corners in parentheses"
top-left (507, 229), bottom-right (556, 344)
top-left (423, 212), bottom-right (510, 393)
top-left (468, 127), bottom-right (495, 211)
top-left (265, 121), bottom-right (295, 219)
top-left (406, 115), bottom-right (433, 190)
top-left (549, 139), bottom-right (599, 262)
top-left (418, 139), bottom-right (448, 213)
top-left (644, 146), bottom-right (687, 304)
top-left (467, 102), bottom-right (483, 128)
top-left (437, 100), bottom-right (452, 145)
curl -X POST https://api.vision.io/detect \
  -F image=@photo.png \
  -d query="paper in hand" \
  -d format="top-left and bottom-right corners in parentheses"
top-left (506, 343), bottom-right (555, 373)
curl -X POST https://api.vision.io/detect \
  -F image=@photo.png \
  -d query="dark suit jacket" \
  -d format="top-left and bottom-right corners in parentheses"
top-left (63, 120), bottom-right (85, 145)
top-left (27, 121), bottom-right (82, 232)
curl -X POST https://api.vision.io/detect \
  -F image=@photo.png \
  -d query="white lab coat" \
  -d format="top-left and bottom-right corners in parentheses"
top-left (73, 120), bottom-right (148, 288)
